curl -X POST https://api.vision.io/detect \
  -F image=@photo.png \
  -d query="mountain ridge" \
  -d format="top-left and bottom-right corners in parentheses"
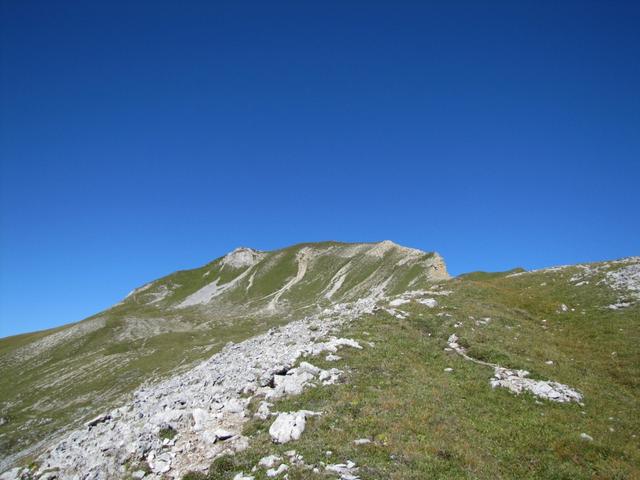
top-left (1, 243), bottom-right (638, 479)
top-left (0, 240), bottom-right (448, 472)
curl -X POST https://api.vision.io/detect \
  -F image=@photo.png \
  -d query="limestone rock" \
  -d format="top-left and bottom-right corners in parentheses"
top-left (269, 412), bottom-right (307, 444)
top-left (258, 454), bottom-right (282, 468)
top-left (266, 464), bottom-right (288, 477)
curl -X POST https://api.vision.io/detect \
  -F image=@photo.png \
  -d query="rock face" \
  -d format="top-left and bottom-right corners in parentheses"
top-left (220, 247), bottom-right (266, 269)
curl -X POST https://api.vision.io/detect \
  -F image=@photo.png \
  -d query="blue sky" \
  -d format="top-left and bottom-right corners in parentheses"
top-left (1, 1), bottom-right (639, 338)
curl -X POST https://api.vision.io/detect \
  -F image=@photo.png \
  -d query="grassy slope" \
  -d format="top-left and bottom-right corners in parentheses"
top-left (193, 265), bottom-right (639, 480)
top-left (0, 241), bottom-right (442, 465)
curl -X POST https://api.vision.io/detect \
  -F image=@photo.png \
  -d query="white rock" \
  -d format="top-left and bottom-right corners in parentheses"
top-left (580, 433), bottom-right (594, 441)
top-left (326, 460), bottom-right (361, 480)
top-left (490, 367), bottom-right (582, 403)
top-left (233, 473), bottom-right (255, 480)
top-left (266, 463), bottom-right (289, 477)
top-left (191, 408), bottom-right (209, 431)
top-left (444, 368), bottom-right (453, 372)
top-left (269, 412), bottom-right (307, 443)
top-left (267, 371), bottom-right (315, 399)
top-left (389, 298), bottom-right (410, 307)
top-left (0, 468), bottom-right (23, 480)
top-left (353, 438), bottom-right (371, 445)
top-left (254, 401), bottom-right (272, 420)
top-left (224, 399), bottom-right (246, 414)
top-left (418, 298), bottom-right (438, 308)
top-left (297, 361), bottom-right (322, 376)
top-left (149, 452), bottom-right (172, 473)
top-left (258, 454), bottom-right (282, 468)
top-left (27, 293), bottom-right (377, 479)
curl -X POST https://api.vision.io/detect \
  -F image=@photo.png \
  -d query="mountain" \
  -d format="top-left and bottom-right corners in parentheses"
top-left (0, 242), bottom-right (638, 480)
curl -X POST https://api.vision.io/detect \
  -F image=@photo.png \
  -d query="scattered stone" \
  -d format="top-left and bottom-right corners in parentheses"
top-left (389, 298), bottom-right (410, 307)
top-left (444, 368), bottom-right (453, 372)
top-left (418, 298), bottom-right (438, 308)
top-left (353, 438), bottom-right (371, 445)
top-left (491, 368), bottom-right (582, 403)
top-left (325, 354), bottom-right (341, 362)
top-left (233, 473), bottom-right (255, 480)
top-left (254, 401), bottom-right (272, 420)
top-left (258, 455), bottom-right (282, 468)
top-left (30, 301), bottom-right (371, 480)
top-left (266, 463), bottom-right (288, 477)
top-left (298, 361), bottom-right (322, 375)
top-left (580, 433), bottom-right (594, 442)
top-left (149, 451), bottom-right (172, 473)
top-left (608, 302), bottom-right (632, 310)
top-left (131, 470), bottom-right (146, 479)
top-left (326, 460), bottom-right (359, 479)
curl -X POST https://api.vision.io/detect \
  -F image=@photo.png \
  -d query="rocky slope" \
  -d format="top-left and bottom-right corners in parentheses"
top-left (0, 241), bottom-right (447, 475)
top-left (1, 244), bottom-right (638, 480)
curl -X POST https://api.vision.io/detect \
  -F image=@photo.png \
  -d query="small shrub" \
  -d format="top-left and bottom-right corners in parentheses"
top-left (159, 426), bottom-right (177, 440)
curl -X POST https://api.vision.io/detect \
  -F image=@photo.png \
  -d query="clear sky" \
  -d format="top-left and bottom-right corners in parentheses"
top-left (1, 1), bottom-right (639, 338)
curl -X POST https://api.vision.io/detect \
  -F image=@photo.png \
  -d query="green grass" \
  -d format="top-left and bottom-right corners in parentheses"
top-left (189, 267), bottom-right (639, 480)
top-left (159, 427), bottom-right (177, 440)
top-left (2, 244), bottom-right (636, 478)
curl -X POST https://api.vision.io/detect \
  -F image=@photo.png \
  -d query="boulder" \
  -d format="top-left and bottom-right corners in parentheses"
top-left (269, 412), bottom-right (306, 443)
top-left (191, 408), bottom-right (209, 431)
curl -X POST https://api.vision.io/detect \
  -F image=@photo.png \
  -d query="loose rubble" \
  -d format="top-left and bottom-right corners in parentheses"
top-left (26, 298), bottom-right (376, 479)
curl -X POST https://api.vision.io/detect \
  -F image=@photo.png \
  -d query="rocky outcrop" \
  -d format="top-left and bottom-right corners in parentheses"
top-left (220, 247), bottom-right (266, 269)
top-left (490, 367), bottom-right (583, 403)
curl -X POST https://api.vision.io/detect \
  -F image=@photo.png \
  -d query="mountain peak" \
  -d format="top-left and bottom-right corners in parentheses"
top-left (220, 247), bottom-right (265, 269)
